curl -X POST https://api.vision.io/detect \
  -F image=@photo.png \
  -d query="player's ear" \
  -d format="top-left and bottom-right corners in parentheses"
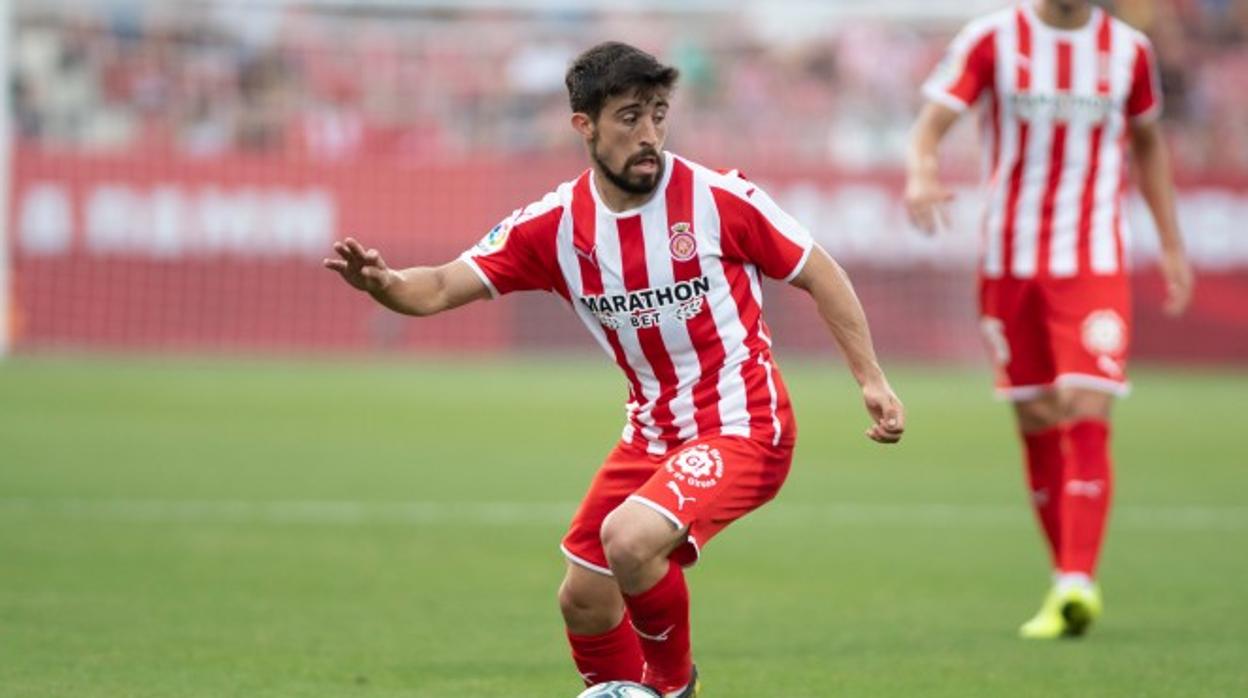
top-left (570, 112), bottom-right (595, 140)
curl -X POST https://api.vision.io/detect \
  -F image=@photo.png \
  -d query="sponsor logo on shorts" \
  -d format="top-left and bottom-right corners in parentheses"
top-left (1082, 309), bottom-right (1126, 357)
top-left (665, 444), bottom-right (724, 490)
top-left (665, 481), bottom-right (698, 511)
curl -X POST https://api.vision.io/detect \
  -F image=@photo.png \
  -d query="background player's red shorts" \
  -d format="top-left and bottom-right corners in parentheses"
top-left (979, 275), bottom-right (1132, 400)
top-left (561, 435), bottom-right (793, 574)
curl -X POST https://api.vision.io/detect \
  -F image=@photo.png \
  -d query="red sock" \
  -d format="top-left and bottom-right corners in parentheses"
top-left (566, 612), bottom-right (644, 687)
top-left (1022, 427), bottom-right (1066, 567)
top-left (1059, 419), bottom-right (1113, 577)
top-left (623, 561), bottom-right (692, 692)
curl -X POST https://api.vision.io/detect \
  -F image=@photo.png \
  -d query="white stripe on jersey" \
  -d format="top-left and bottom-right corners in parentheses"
top-left (1011, 25), bottom-right (1055, 279)
top-left (692, 167), bottom-right (752, 440)
top-left (1048, 29), bottom-right (1097, 277)
top-left (638, 197), bottom-right (700, 444)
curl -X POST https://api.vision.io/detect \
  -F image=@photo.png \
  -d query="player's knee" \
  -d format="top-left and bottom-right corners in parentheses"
top-left (599, 520), bottom-right (652, 578)
top-left (1014, 398), bottom-right (1061, 431)
top-left (1060, 389), bottom-right (1114, 422)
top-left (557, 576), bottom-right (620, 633)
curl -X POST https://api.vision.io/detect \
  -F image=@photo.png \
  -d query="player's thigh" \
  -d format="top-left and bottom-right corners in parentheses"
top-left (561, 443), bottom-right (657, 575)
top-left (1043, 276), bottom-right (1131, 392)
top-left (979, 277), bottom-right (1057, 396)
top-left (629, 436), bottom-right (792, 567)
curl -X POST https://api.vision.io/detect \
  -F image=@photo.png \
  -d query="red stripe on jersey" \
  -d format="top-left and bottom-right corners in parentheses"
top-left (572, 175), bottom-right (645, 444)
top-left (1036, 41), bottom-right (1073, 278)
top-left (1126, 41), bottom-right (1159, 118)
top-left (616, 214), bottom-right (682, 450)
top-left (719, 262), bottom-right (779, 444)
top-left (949, 30), bottom-right (997, 106)
top-left (712, 187), bottom-right (783, 444)
top-left (1076, 14), bottom-right (1113, 274)
top-left (665, 159), bottom-right (725, 437)
top-left (1001, 7), bottom-right (1033, 276)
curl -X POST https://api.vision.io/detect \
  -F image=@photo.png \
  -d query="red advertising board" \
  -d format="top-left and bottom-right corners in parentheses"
top-left (9, 147), bottom-right (1247, 361)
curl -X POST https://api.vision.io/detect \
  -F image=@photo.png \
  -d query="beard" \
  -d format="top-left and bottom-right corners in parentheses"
top-left (592, 140), bottom-right (663, 195)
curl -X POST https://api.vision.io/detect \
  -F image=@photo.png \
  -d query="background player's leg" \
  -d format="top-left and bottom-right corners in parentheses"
top-left (1014, 394), bottom-right (1065, 567)
top-left (559, 562), bottom-right (644, 686)
top-left (601, 501), bottom-right (693, 693)
top-left (1056, 388), bottom-right (1115, 584)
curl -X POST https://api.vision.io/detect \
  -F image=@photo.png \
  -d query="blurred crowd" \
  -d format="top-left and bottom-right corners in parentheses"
top-left (12, 0), bottom-right (1248, 174)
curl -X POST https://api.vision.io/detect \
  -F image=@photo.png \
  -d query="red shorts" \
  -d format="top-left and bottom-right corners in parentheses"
top-left (979, 275), bottom-right (1131, 400)
top-left (561, 435), bottom-right (793, 574)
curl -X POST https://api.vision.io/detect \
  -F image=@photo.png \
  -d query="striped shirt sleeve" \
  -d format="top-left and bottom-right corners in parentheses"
top-left (460, 195), bottom-right (563, 297)
top-left (713, 176), bottom-right (814, 282)
top-left (1126, 37), bottom-right (1163, 123)
top-left (922, 20), bottom-right (997, 112)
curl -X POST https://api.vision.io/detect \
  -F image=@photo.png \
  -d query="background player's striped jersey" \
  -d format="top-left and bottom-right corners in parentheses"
top-left (923, 3), bottom-right (1161, 280)
top-left (462, 152), bottom-right (813, 455)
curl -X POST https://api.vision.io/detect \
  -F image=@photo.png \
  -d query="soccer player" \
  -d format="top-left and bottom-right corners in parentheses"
top-left (906, 0), bottom-right (1193, 638)
top-left (325, 42), bottom-right (905, 695)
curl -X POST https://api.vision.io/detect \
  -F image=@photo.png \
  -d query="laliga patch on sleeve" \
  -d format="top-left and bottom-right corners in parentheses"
top-left (475, 220), bottom-right (513, 254)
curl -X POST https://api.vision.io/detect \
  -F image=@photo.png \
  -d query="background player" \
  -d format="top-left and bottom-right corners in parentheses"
top-left (906, 0), bottom-right (1193, 638)
top-left (326, 42), bottom-right (904, 695)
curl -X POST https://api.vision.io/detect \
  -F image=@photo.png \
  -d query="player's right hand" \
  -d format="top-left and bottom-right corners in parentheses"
top-left (862, 381), bottom-right (905, 445)
top-left (324, 237), bottom-right (397, 295)
top-left (904, 176), bottom-right (954, 235)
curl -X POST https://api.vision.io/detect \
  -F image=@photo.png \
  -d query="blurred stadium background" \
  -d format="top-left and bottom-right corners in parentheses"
top-left (4, 0), bottom-right (1246, 359)
top-left (2, 2), bottom-right (1246, 697)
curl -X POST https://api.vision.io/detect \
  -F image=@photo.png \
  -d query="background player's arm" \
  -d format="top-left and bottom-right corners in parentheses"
top-left (1130, 119), bottom-right (1194, 316)
top-left (904, 102), bottom-right (961, 234)
top-left (323, 237), bottom-right (491, 316)
top-left (790, 246), bottom-right (905, 444)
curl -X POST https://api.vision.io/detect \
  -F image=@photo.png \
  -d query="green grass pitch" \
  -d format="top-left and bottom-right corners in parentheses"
top-left (1, 356), bottom-right (1245, 697)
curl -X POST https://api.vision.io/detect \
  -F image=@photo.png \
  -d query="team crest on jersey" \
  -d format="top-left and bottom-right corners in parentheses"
top-left (1081, 309), bottom-right (1126, 357)
top-left (475, 221), bottom-right (512, 253)
top-left (669, 222), bottom-right (697, 262)
top-left (665, 444), bottom-right (724, 490)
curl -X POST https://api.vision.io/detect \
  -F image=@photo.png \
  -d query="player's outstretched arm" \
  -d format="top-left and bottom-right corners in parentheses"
top-left (904, 102), bottom-right (961, 235)
top-left (1130, 119), bottom-right (1193, 316)
top-left (323, 237), bottom-right (491, 316)
top-left (790, 245), bottom-right (905, 444)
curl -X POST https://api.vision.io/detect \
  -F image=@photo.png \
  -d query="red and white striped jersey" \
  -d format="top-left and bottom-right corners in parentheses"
top-left (461, 152), bottom-right (813, 455)
top-left (922, 3), bottom-right (1162, 279)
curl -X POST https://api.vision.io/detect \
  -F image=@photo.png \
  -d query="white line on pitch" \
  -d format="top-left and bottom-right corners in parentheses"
top-left (0, 499), bottom-right (1244, 531)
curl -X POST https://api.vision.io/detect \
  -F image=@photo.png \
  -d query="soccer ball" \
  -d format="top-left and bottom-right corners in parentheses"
top-left (575, 681), bottom-right (660, 698)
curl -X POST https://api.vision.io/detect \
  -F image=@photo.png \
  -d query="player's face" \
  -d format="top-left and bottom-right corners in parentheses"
top-left (584, 89), bottom-right (669, 195)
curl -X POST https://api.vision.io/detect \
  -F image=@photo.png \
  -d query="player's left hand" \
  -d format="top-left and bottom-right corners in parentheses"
top-left (1159, 247), bottom-right (1194, 317)
top-left (862, 381), bottom-right (905, 444)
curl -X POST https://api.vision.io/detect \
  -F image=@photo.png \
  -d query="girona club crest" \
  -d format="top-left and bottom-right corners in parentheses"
top-left (669, 222), bottom-right (697, 262)
top-left (665, 444), bottom-right (724, 490)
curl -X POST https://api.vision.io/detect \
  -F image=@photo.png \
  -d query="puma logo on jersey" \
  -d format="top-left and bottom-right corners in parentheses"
top-left (574, 245), bottom-right (598, 267)
top-left (666, 481), bottom-right (697, 511)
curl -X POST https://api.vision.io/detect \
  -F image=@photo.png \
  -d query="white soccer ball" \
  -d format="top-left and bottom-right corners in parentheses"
top-left (575, 681), bottom-right (660, 698)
